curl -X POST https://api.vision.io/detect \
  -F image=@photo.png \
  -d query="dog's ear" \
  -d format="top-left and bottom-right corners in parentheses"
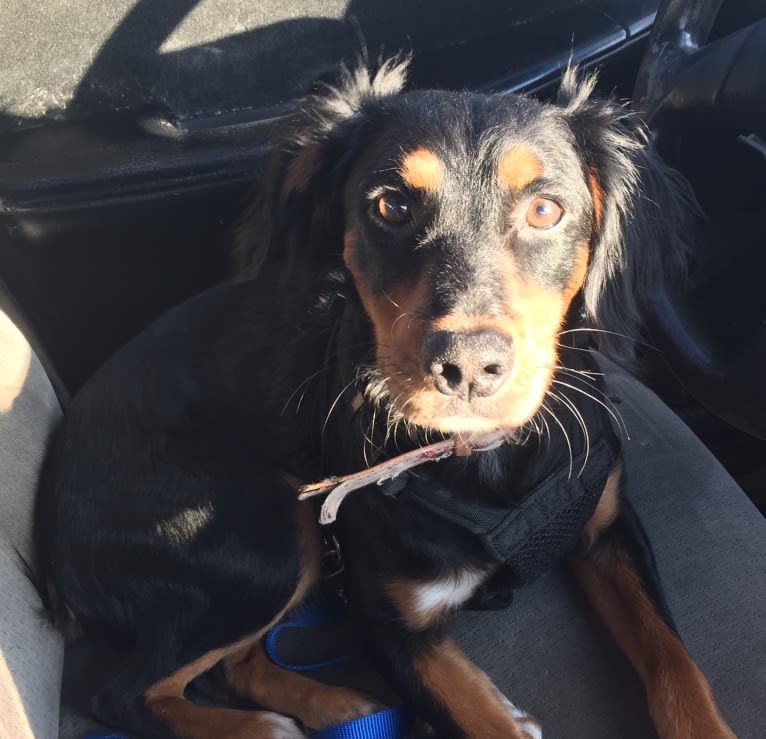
top-left (557, 67), bottom-right (697, 363)
top-left (233, 57), bottom-right (410, 278)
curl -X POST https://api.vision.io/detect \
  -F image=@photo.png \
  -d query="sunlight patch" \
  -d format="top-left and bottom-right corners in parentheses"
top-left (0, 652), bottom-right (35, 739)
top-left (0, 312), bottom-right (32, 414)
top-left (159, 0), bottom-right (346, 53)
top-left (155, 503), bottom-right (214, 545)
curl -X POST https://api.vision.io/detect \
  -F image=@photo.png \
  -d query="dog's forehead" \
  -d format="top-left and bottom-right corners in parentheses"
top-left (364, 90), bottom-right (580, 186)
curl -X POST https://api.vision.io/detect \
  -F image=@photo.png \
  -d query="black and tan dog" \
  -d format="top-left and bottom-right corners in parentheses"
top-left (35, 60), bottom-right (734, 738)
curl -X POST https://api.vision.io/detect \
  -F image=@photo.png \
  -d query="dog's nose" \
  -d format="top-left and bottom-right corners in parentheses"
top-left (423, 329), bottom-right (514, 399)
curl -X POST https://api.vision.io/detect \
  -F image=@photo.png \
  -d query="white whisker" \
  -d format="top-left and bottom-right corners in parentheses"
top-left (547, 388), bottom-right (590, 477)
top-left (551, 378), bottom-right (629, 440)
top-left (281, 366), bottom-right (329, 416)
top-left (540, 401), bottom-right (574, 479)
top-left (558, 327), bottom-right (656, 351)
top-left (322, 376), bottom-right (360, 434)
top-left (382, 290), bottom-right (400, 308)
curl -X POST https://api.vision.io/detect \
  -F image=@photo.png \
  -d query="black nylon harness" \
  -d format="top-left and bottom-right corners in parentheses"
top-left (385, 436), bottom-right (618, 584)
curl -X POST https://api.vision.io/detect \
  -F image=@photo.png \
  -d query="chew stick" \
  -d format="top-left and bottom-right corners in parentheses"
top-left (299, 432), bottom-right (506, 524)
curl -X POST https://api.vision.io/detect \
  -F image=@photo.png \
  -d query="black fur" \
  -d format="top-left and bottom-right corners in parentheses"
top-left (556, 67), bottom-right (695, 360)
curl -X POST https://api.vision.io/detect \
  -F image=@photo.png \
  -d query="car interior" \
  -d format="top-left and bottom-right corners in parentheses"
top-left (0, 0), bottom-right (764, 736)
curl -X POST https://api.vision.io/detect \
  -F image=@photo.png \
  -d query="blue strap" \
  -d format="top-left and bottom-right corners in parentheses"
top-left (265, 593), bottom-right (411, 739)
top-left (309, 707), bottom-right (410, 739)
top-left (265, 593), bottom-right (356, 672)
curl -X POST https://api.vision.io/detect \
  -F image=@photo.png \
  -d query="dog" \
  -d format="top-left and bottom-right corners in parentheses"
top-left (34, 58), bottom-right (735, 738)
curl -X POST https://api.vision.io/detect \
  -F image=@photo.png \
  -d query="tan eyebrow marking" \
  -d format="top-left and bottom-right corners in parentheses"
top-left (497, 145), bottom-right (543, 190)
top-left (400, 148), bottom-right (444, 192)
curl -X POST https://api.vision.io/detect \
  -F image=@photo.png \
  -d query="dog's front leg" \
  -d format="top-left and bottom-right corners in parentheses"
top-left (575, 467), bottom-right (735, 739)
top-left (354, 579), bottom-right (541, 739)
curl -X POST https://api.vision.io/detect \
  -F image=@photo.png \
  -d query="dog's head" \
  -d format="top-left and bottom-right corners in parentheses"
top-left (236, 59), bottom-right (692, 437)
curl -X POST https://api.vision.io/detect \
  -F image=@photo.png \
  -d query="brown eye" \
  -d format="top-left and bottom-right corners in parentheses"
top-left (377, 192), bottom-right (411, 224)
top-left (525, 197), bottom-right (563, 229)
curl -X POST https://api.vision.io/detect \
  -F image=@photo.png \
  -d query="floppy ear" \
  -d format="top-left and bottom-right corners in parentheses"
top-left (233, 57), bottom-right (409, 279)
top-left (557, 67), bottom-right (697, 363)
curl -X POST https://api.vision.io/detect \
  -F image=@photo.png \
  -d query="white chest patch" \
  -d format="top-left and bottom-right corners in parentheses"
top-left (413, 569), bottom-right (486, 616)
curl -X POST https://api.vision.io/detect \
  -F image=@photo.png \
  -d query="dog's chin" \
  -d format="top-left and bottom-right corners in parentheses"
top-left (392, 392), bottom-right (544, 440)
top-left (414, 416), bottom-right (512, 436)
top-left (394, 408), bottom-right (526, 451)
top-left (400, 418), bottom-right (513, 455)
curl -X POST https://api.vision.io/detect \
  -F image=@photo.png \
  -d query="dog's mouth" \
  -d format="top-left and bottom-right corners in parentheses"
top-left (448, 429), bottom-right (510, 455)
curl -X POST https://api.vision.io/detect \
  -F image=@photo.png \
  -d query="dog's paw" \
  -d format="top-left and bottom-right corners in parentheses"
top-left (263, 712), bottom-right (307, 739)
top-left (307, 686), bottom-right (383, 730)
top-left (499, 694), bottom-right (543, 739)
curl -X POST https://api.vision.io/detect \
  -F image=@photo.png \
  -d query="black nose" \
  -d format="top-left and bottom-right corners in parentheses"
top-left (422, 329), bottom-right (514, 399)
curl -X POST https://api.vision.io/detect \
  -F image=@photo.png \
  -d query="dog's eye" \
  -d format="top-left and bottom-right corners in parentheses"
top-left (377, 193), bottom-right (411, 225)
top-left (526, 198), bottom-right (563, 229)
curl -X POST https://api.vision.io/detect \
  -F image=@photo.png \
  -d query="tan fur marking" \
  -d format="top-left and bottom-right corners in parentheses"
top-left (142, 699), bottom-right (302, 738)
top-left (145, 646), bottom-right (235, 706)
top-left (344, 227), bottom-right (432, 375)
top-left (573, 546), bottom-right (735, 739)
top-left (495, 250), bottom-right (566, 425)
top-left (562, 242), bottom-right (590, 308)
top-left (145, 490), bottom-right (320, 738)
top-left (400, 148), bottom-right (444, 192)
top-left (497, 146), bottom-right (543, 190)
top-left (416, 639), bottom-right (538, 738)
top-left (385, 579), bottom-right (428, 630)
top-left (582, 461), bottom-right (622, 547)
top-left (588, 168), bottom-right (603, 228)
top-left (283, 145), bottom-right (322, 195)
top-left (295, 480), bottom-right (322, 585)
top-left (226, 642), bottom-right (380, 730)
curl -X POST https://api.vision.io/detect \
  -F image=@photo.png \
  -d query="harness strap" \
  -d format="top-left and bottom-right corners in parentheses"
top-left (396, 437), bottom-right (617, 583)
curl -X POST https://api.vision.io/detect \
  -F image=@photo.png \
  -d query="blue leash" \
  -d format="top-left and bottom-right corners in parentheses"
top-left (309, 706), bottom-right (410, 739)
top-left (264, 590), bottom-right (355, 673)
top-left (86, 710), bottom-right (408, 739)
top-left (264, 593), bottom-right (411, 739)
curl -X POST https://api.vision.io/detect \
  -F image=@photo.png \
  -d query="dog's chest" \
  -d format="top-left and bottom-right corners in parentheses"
top-left (412, 569), bottom-right (489, 614)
